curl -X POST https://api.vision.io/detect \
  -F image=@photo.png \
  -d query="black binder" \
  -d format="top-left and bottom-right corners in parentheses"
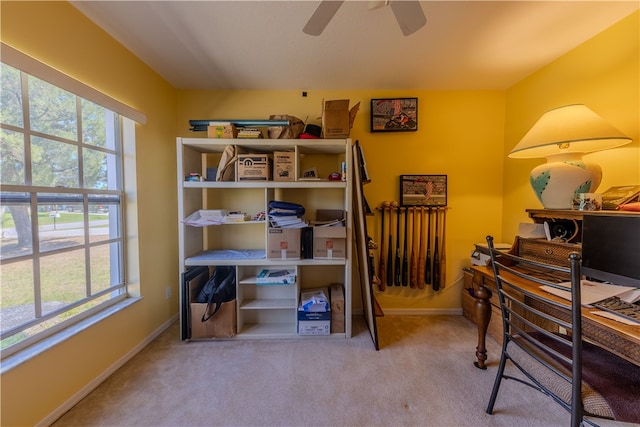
top-left (301, 227), bottom-right (314, 259)
top-left (181, 266), bottom-right (209, 340)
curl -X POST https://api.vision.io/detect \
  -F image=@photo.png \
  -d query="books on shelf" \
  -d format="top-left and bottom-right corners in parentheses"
top-left (256, 268), bottom-right (296, 285)
top-left (236, 127), bottom-right (264, 138)
top-left (224, 212), bottom-right (249, 223)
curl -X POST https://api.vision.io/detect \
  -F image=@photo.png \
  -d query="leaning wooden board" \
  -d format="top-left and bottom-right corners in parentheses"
top-left (352, 141), bottom-right (381, 350)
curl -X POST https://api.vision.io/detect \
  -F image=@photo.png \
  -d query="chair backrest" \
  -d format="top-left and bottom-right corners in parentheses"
top-left (486, 235), bottom-right (584, 425)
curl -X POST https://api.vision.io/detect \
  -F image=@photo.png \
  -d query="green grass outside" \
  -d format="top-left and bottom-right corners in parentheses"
top-left (1, 238), bottom-right (113, 348)
top-left (1, 211), bottom-right (106, 228)
top-left (1, 208), bottom-right (116, 348)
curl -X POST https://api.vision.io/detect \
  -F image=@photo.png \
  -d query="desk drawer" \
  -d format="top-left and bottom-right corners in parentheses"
top-left (514, 237), bottom-right (577, 267)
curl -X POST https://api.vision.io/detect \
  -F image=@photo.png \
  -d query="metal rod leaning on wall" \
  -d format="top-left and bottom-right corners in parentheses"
top-left (378, 203), bottom-right (387, 291)
top-left (439, 208), bottom-right (447, 289)
top-left (410, 208), bottom-right (418, 288)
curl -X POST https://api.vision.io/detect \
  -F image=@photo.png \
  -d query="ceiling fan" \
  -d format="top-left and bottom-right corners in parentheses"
top-left (303, 1), bottom-right (427, 37)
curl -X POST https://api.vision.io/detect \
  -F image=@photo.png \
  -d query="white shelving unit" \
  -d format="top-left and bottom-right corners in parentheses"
top-left (177, 137), bottom-right (352, 340)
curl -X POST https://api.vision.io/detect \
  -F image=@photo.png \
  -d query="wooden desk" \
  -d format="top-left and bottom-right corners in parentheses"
top-left (471, 265), bottom-right (640, 370)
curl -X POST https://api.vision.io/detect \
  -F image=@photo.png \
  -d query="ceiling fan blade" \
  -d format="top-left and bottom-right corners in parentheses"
top-left (367, 1), bottom-right (388, 11)
top-left (303, 1), bottom-right (345, 36)
top-left (390, 1), bottom-right (426, 36)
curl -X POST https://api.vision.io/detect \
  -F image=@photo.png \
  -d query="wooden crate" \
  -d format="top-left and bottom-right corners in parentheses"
top-left (511, 236), bottom-right (579, 268)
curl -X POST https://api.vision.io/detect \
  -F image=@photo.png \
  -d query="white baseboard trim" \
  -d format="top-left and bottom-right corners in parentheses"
top-left (37, 314), bottom-right (179, 427)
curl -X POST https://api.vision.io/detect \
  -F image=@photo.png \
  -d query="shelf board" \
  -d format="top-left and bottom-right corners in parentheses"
top-left (236, 323), bottom-right (347, 339)
top-left (527, 208), bottom-right (640, 220)
top-left (185, 256), bottom-right (347, 267)
top-left (237, 322), bottom-right (297, 338)
top-left (183, 180), bottom-right (347, 189)
top-left (239, 298), bottom-right (297, 310)
top-left (183, 220), bottom-right (265, 227)
top-left (180, 138), bottom-right (348, 155)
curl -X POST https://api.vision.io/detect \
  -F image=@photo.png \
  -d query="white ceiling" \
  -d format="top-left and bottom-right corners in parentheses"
top-left (71, 1), bottom-right (639, 91)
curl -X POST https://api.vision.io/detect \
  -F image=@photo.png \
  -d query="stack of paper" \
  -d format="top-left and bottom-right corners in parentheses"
top-left (269, 215), bottom-right (307, 228)
top-left (299, 288), bottom-right (329, 312)
top-left (256, 269), bottom-right (296, 285)
top-left (183, 210), bottom-right (227, 226)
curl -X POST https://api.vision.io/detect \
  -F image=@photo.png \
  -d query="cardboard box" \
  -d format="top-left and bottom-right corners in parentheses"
top-left (267, 228), bottom-right (301, 259)
top-left (297, 310), bottom-right (331, 335)
top-left (273, 151), bottom-right (295, 182)
top-left (330, 283), bottom-right (345, 333)
top-left (237, 154), bottom-right (271, 181)
top-left (207, 124), bottom-right (238, 139)
top-left (313, 226), bottom-right (346, 259)
top-left (321, 99), bottom-right (360, 138)
top-left (189, 276), bottom-right (236, 338)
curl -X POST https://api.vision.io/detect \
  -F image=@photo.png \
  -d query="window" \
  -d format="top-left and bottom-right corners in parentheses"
top-left (1, 62), bottom-right (128, 355)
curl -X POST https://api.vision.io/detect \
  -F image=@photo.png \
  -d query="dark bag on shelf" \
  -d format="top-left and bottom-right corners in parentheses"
top-left (196, 266), bottom-right (236, 321)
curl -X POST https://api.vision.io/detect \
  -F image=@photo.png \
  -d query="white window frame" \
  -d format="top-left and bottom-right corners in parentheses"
top-left (1, 43), bottom-right (144, 369)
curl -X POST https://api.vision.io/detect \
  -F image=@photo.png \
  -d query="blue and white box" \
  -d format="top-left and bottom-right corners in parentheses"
top-left (297, 310), bottom-right (331, 335)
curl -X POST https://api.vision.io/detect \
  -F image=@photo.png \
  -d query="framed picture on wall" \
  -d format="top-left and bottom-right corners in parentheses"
top-left (400, 175), bottom-right (447, 207)
top-left (371, 98), bottom-right (418, 132)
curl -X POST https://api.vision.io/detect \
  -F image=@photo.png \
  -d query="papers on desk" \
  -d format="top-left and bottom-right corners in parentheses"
top-left (541, 281), bottom-right (640, 325)
top-left (541, 280), bottom-right (639, 305)
top-left (591, 310), bottom-right (639, 326)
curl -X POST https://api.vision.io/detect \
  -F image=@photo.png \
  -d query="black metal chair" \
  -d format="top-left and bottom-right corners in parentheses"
top-left (485, 235), bottom-right (640, 427)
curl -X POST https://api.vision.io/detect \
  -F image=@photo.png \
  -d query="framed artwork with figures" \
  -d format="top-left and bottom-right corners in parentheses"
top-left (400, 175), bottom-right (447, 207)
top-left (371, 98), bottom-right (418, 132)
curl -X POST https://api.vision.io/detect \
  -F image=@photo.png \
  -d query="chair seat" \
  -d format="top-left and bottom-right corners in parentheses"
top-left (509, 333), bottom-right (640, 423)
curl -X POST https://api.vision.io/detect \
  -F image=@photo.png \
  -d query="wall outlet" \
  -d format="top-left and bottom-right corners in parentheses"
top-left (165, 287), bottom-right (172, 299)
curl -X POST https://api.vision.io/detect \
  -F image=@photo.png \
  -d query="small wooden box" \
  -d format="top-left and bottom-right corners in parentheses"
top-left (207, 124), bottom-right (237, 138)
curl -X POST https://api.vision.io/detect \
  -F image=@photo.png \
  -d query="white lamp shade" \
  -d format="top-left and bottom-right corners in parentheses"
top-left (509, 104), bottom-right (631, 159)
top-left (510, 104), bottom-right (631, 209)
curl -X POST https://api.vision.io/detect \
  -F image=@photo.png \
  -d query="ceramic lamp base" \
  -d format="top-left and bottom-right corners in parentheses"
top-left (529, 155), bottom-right (601, 209)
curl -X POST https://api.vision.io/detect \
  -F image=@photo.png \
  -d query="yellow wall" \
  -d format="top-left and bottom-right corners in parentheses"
top-left (502, 11), bottom-right (640, 242)
top-left (1, 2), bottom-right (638, 426)
top-left (177, 90), bottom-right (506, 311)
top-left (1, 3), bottom-right (179, 426)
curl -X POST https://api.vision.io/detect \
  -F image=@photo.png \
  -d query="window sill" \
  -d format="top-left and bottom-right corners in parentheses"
top-left (1, 297), bottom-right (142, 374)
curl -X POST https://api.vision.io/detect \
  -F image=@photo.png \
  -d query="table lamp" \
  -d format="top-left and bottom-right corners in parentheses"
top-left (509, 104), bottom-right (632, 209)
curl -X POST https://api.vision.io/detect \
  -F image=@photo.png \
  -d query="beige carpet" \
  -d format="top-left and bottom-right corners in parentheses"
top-left (52, 315), bottom-right (577, 427)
